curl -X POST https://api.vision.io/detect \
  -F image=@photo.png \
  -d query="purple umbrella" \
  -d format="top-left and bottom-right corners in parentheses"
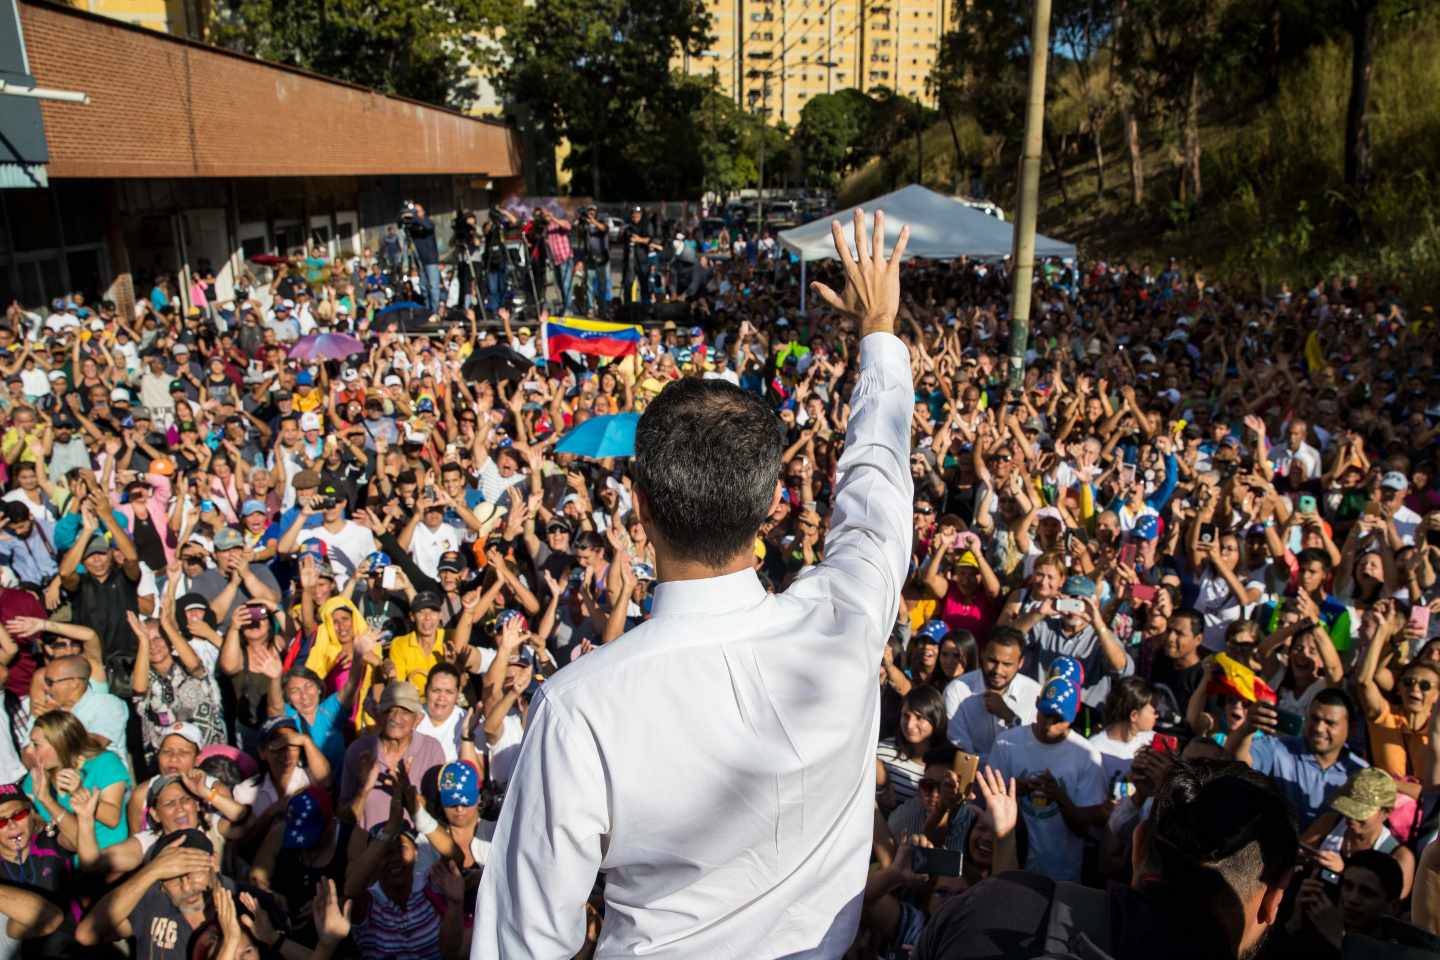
top-left (288, 333), bottom-right (366, 361)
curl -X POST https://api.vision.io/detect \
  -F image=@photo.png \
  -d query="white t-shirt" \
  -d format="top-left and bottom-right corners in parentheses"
top-left (18, 368), bottom-right (50, 398)
top-left (409, 522), bottom-right (464, 580)
top-left (1392, 505), bottom-right (1422, 546)
top-left (416, 708), bottom-right (463, 764)
top-left (489, 710), bottom-right (525, 786)
top-left (234, 766), bottom-right (312, 813)
top-left (1088, 728), bottom-right (1154, 798)
top-left (299, 522), bottom-right (378, 574)
top-left (988, 725), bottom-right (1106, 882)
top-left (1194, 569), bottom-right (1264, 651)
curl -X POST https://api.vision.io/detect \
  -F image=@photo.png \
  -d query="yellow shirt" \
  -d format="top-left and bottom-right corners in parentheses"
top-left (387, 629), bottom-right (447, 690)
top-left (2, 427), bottom-right (43, 465)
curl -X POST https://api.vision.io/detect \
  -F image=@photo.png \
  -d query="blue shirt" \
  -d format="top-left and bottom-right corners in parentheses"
top-left (287, 694), bottom-right (347, 777)
top-left (1249, 735), bottom-right (1367, 827)
top-left (0, 528), bottom-right (57, 584)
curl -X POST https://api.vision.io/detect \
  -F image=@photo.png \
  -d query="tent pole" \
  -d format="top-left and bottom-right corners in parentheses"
top-left (800, 259), bottom-right (807, 313)
top-left (1007, 0), bottom-right (1053, 391)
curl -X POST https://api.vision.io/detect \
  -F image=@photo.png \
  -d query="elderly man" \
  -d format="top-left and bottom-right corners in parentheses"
top-left (339, 681), bottom-right (445, 830)
top-left (41, 655), bottom-right (127, 760)
top-left (185, 527), bottom-right (281, 625)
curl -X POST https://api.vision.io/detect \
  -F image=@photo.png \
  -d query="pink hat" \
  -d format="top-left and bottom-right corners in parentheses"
top-left (197, 743), bottom-right (259, 781)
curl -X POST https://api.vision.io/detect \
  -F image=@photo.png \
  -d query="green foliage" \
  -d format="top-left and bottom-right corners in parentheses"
top-left (209, 0), bottom-right (504, 108)
top-left (793, 90), bottom-right (871, 189)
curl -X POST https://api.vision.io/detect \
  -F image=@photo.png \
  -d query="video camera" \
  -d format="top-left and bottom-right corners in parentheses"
top-left (399, 200), bottom-right (419, 225)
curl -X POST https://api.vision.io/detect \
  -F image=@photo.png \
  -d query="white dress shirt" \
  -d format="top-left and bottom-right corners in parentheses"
top-left (472, 333), bottom-right (914, 959)
top-left (944, 669), bottom-right (1041, 759)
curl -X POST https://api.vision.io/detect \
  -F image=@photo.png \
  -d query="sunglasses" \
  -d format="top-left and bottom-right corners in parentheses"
top-left (181, 555), bottom-right (206, 564)
top-left (0, 808), bottom-right (29, 829)
top-left (917, 779), bottom-right (942, 793)
top-left (43, 675), bottom-right (82, 687)
top-left (1401, 677), bottom-right (1435, 692)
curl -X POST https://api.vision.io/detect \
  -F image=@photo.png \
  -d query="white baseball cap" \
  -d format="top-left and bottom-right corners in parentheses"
top-left (299, 412), bottom-right (322, 431)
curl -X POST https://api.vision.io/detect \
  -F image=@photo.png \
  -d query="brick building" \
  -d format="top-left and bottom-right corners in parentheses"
top-left (0, 0), bottom-right (522, 316)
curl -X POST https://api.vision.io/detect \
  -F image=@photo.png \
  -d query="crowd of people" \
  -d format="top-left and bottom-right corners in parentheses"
top-left (0, 205), bottom-right (1435, 960)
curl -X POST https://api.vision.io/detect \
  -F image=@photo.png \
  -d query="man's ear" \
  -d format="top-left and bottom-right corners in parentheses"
top-left (769, 480), bottom-right (784, 518)
top-left (1258, 869), bottom-right (1293, 926)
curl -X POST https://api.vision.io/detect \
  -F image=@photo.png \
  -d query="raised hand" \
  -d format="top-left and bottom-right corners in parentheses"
top-left (313, 878), bottom-right (353, 943)
top-left (974, 766), bottom-right (1018, 840)
top-left (808, 209), bottom-right (910, 337)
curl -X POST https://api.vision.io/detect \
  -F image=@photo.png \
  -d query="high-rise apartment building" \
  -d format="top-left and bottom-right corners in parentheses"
top-left (681, 0), bottom-right (958, 127)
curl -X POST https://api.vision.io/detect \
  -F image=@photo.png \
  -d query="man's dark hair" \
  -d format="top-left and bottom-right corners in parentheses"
top-left (921, 743), bottom-right (959, 769)
top-left (986, 626), bottom-right (1026, 651)
top-left (634, 377), bottom-right (784, 567)
top-left (1296, 547), bottom-right (1332, 571)
top-left (1346, 849), bottom-right (1403, 902)
top-left (1170, 607), bottom-right (1204, 637)
top-left (426, 662), bottom-right (463, 690)
top-left (1312, 686), bottom-right (1358, 724)
top-left (1144, 758), bottom-right (1297, 903)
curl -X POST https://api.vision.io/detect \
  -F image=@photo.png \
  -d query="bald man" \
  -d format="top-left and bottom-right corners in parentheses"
top-left (40, 655), bottom-right (127, 760)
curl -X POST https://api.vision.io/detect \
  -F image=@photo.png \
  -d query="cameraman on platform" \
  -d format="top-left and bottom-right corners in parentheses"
top-left (581, 205), bottom-right (611, 313)
top-left (403, 202), bottom-right (443, 315)
top-left (483, 207), bottom-right (517, 313)
top-left (621, 205), bottom-right (653, 306)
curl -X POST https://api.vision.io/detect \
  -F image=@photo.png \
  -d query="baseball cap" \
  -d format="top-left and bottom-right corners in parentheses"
top-left (260, 715), bottom-right (299, 743)
top-left (173, 342), bottom-right (190, 354)
top-left (437, 760), bottom-right (481, 808)
top-left (340, 367), bottom-right (358, 383)
top-left (383, 374), bottom-right (403, 387)
top-left (283, 787), bottom-right (333, 849)
top-left (299, 412), bottom-right (322, 431)
top-left (1330, 768), bottom-right (1397, 822)
top-left (1061, 575), bottom-right (1095, 598)
top-left (145, 827), bottom-right (213, 863)
top-left (517, 326), bottom-right (532, 336)
top-left (168, 379), bottom-right (186, 393)
top-left (1036, 676), bottom-right (1080, 722)
top-left (1132, 515), bottom-right (1160, 541)
top-left (293, 469), bottom-right (322, 489)
top-left (953, 550), bottom-right (979, 569)
top-left (212, 527), bottom-right (244, 551)
top-left (295, 371), bottom-right (314, 387)
top-left (437, 551), bottom-right (465, 574)
top-left (109, 387), bottom-right (130, 403)
top-left (689, 326), bottom-right (704, 337)
top-left (46, 370), bottom-right (66, 382)
top-left (916, 619), bottom-right (949, 644)
top-left (1047, 655), bottom-right (1086, 691)
top-left (545, 519), bottom-right (573, 536)
top-left (411, 590), bottom-right (445, 612)
top-left (145, 774), bottom-right (186, 810)
top-left (241, 499), bottom-right (267, 517)
top-left (177, 592), bottom-right (210, 616)
top-left (376, 680), bottom-right (423, 715)
top-left (1035, 505), bottom-right (1064, 524)
top-left (82, 535), bottom-right (111, 558)
top-left (1380, 471), bottom-right (1409, 491)
top-left (159, 722), bottom-right (206, 753)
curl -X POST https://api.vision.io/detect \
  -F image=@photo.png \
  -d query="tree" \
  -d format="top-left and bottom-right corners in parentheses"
top-left (1052, 0), bottom-right (1115, 198)
top-left (209, 0), bottom-right (505, 109)
top-left (793, 89), bottom-right (871, 189)
top-left (486, 0), bottom-right (714, 198)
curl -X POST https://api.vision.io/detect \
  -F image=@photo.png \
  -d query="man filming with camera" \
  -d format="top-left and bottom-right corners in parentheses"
top-left (581, 205), bottom-right (611, 313)
top-left (482, 207), bottom-right (517, 313)
top-left (401, 201), bottom-right (443, 316)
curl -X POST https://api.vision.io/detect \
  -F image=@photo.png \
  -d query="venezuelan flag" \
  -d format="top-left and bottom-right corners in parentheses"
top-left (1207, 652), bottom-right (1278, 704)
top-left (544, 317), bottom-right (643, 361)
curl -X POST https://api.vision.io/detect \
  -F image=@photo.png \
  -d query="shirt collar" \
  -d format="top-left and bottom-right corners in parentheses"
top-left (649, 567), bottom-right (766, 619)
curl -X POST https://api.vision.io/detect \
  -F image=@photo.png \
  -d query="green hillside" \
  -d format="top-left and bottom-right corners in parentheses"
top-left (839, 9), bottom-right (1440, 299)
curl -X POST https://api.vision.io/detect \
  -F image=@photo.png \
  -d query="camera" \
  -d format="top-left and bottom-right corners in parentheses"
top-left (399, 200), bottom-right (418, 224)
top-left (315, 496), bottom-right (339, 510)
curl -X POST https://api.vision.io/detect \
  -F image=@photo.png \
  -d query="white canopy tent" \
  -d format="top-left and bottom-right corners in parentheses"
top-left (777, 184), bottom-right (1078, 311)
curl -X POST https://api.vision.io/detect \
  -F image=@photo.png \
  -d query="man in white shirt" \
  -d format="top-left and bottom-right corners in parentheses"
top-left (987, 676), bottom-right (1107, 882)
top-left (473, 210), bottom-right (914, 959)
top-left (276, 486), bottom-right (376, 576)
top-left (944, 627), bottom-right (1041, 759)
top-left (1274, 418), bottom-right (1322, 483)
top-left (1379, 471), bottom-right (1422, 545)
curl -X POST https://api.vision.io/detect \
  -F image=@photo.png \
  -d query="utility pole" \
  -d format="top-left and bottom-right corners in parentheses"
top-left (1007, 0), bottom-right (1053, 391)
top-left (755, 71), bottom-right (770, 238)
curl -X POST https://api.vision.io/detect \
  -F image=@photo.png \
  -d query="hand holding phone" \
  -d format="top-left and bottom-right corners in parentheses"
top-left (910, 846), bottom-right (963, 878)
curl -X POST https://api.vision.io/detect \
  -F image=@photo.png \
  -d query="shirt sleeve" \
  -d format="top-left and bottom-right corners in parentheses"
top-left (1071, 748), bottom-right (1107, 807)
top-left (788, 333), bottom-right (914, 645)
top-left (1248, 734), bottom-right (1278, 776)
top-left (471, 690), bottom-right (610, 960)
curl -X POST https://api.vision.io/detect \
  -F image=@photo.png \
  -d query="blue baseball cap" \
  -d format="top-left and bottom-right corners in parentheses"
top-left (295, 370), bottom-right (314, 386)
top-left (1037, 677), bottom-right (1080, 723)
top-left (1061, 575), bottom-right (1095, 598)
top-left (417, 397), bottom-right (436, 413)
top-left (241, 499), bottom-right (267, 517)
top-left (437, 760), bottom-right (480, 808)
top-left (1047, 655), bottom-right (1085, 691)
top-left (1132, 515), bottom-right (1160, 541)
top-left (916, 619), bottom-right (949, 644)
top-left (366, 551), bottom-right (391, 569)
top-left (282, 787), bottom-right (331, 849)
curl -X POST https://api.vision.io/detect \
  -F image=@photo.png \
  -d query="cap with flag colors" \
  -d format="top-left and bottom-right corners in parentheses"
top-left (544, 317), bottom-right (643, 361)
top-left (1207, 651), bottom-right (1278, 704)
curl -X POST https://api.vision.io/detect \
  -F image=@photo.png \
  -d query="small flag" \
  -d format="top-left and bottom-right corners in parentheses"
top-left (543, 316), bottom-right (642, 361)
top-left (1208, 652), bottom-right (1278, 704)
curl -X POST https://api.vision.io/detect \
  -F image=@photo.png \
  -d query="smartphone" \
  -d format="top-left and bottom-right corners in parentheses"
top-left (1275, 708), bottom-right (1305, 737)
top-left (911, 846), bottom-right (964, 878)
top-left (1298, 495), bottom-right (1317, 514)
top-left (1199, 522), bottom-right (1218, 544)
top-left (1128, 583), bottom-right (1157, 604)
top-left (1151, 733), bottom-right (1180, 755)
top-left (1119, 543), bottom-right (1136, 568)
top-left (1409, 603), bottom-right (1432, 636)
top-left (244, 604), bottom-right (265, 623)
top-left (1119, 462), bottom-right (1136, 486)
top-left (1055, 597), bottom-right (1086, 616)
top-left (951, 751), bottom-right (980, 798)
top-left (381, 566), bottom-right (398, 590)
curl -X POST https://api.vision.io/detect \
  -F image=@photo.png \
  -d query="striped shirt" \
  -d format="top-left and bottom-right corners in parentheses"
top-left (877, 738), bottom-right (927, 807)
top-left (355, 885), bottom-right (443, 960)
top-left (544, 221), bottom-right (574, 265)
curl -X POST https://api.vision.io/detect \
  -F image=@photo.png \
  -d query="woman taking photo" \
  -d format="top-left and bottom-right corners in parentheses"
top-left (1090, 676), bottom-right (1158, 792)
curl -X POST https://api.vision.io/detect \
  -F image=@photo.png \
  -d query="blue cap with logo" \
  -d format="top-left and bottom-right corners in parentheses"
top-left (1046, 655), bottom-right (1085, 691)
top-left (1132, 514), bottom-right (1160, 542)
top-left (437, 760), bottom-right (480, 808)
top-left (1061, 575), bottom-right (1095, 598)
top-left (282, 786), bottom-right (332, 848)
top-left (1036, 677), bottom-right (1080, 722)
top-left (916, 619), bottom-right (949, 644)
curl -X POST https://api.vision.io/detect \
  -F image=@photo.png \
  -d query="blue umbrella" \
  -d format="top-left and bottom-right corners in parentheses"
top-left (377, 300), bottom-right (427, 315)
top-left (555, 413), bottom-right (640, 459)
